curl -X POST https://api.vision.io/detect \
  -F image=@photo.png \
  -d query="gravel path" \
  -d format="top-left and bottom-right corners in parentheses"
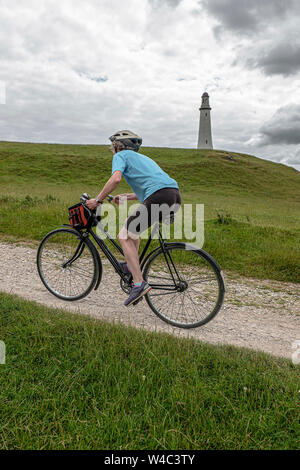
top-left (0, 241), bottom-right (299, 359)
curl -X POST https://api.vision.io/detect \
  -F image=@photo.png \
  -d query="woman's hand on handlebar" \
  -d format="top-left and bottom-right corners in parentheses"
top-left (113, 193), bottom-right (137, 205)
top-left (85, 195), bottom-right (114, 209)
top-left (85, 198), bottom-right (98, 210)
top-left (113, 195), bottom-right (122, 205)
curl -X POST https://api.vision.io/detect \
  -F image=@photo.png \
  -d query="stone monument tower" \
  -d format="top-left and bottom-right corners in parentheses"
top-left (197, 92), bottom-right (213, 149)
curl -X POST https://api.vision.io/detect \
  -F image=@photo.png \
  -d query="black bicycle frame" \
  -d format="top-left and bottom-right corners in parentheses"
top-left (82, 219), bottom-right (179, 290)
top-left (85, 221), bottom-right (155, 280)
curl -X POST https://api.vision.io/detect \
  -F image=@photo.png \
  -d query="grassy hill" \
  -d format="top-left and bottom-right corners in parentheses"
top-left (0, 141), bottom-right (299, 282)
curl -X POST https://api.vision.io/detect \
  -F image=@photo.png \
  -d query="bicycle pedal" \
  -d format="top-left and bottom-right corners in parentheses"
top-left (133, 297), bottom-right (143, 306)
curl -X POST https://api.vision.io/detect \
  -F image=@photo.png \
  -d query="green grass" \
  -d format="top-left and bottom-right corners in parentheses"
top-left (0, 292), bottom-right (299, 450)
top-left (0, 141), bottom-right (299, 282)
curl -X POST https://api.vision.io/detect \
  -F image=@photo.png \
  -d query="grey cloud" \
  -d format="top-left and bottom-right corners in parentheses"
top-left (262, 127), bottom-right (300, 145)
top-left (78, 73), bottom-right (108, 83)
top-left (247, 43), bottom-right (300, 76)
top-left (176, 77), bottom-right (196, 81)
top-left (284, 156), bottom-right (300, 165)
top-left (278, 149), bottom-right (300, 169)
top-left (163, 48), bottom-right (178, 57)
top-left (148, 0), bottom-right (182, 8)
top-left (90, 77), bottom-right (108, 83)
top-left (259, 105), bottom-right (300, 145)
top-left (289, 150), bottom-right (300, 168)
top-left (202, 0), bottom-right (300, 76)
top-left (202, 0), bottom-right (296, 35)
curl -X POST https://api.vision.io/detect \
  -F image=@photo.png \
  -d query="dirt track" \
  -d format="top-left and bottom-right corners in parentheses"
top-left (0, 242), bottom-right (299, 359)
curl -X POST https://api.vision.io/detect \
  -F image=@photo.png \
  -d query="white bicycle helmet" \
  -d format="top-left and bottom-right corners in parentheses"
top-left (109, 130), bottom-right (142, 151)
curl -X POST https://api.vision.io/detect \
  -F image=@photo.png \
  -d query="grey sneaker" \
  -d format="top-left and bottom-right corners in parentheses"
top-left (124, 281), bottom-right (152, 307)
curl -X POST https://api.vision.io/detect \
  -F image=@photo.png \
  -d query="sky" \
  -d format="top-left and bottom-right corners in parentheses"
top-left (0, 0), bottom-right (300, 170)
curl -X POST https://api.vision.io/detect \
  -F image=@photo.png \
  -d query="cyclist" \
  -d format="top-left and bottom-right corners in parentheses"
top-left (86, 130), bottom-right (181, 306)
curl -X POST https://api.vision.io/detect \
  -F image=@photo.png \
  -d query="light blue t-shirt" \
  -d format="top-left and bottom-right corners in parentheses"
top-left (111, 150), bottom-right (179, 202)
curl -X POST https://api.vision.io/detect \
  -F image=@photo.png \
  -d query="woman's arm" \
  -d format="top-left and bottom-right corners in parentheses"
top-left (86, 171), bottom-right (122, 210)
top-left (113, 193), bottom-right (138, 204)
top-left (120, 193), bottom-right (138, 200)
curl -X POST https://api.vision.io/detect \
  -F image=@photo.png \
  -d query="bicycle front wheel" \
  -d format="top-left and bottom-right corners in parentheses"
top-left (143, 244), bottom-right (225, 329)
top-left (37, 228), bottom-right (99, 301)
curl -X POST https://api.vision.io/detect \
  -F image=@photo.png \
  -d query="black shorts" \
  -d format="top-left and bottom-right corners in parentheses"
top-left (125, 187), bottom-right (181, 236)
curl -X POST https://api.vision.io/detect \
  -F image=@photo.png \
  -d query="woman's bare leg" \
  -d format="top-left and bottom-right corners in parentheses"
top-left (118, 228), bottom-right (142, 283)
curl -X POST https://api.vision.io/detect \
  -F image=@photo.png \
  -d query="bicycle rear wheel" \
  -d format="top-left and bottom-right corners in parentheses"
top-left (143, 244), bottom-right (225, 329)
top-left (37, 228), bottom-right (99, 301)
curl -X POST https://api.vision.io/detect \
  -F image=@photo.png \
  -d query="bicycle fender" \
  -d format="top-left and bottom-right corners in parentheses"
top-left (143, 241), bottom-right (223, 274)
top-left (140, 243), bottom-right (210, 272)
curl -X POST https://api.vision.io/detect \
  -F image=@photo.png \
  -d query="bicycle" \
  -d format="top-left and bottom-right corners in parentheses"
top-left (36, 193), bottom-right (225, 329)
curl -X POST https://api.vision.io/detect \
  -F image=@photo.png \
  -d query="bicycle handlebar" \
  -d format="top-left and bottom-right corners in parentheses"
top-left (79, 193), bottom-right (115, 206)
top-left (106, 194), bottom-right (114, 203)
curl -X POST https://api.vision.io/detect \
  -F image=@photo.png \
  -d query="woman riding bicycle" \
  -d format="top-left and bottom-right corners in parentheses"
top-left (86, 130), bottom-right (181, 306)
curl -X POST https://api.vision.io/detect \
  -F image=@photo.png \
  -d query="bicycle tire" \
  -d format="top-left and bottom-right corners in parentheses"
top-left (143, 243), bottom-right (225, 329)
top-left (37, 228), bottom-right (99, 301)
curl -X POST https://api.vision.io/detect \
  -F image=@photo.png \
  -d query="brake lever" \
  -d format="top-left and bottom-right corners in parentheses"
top-left (80, 193), bottom-right (90, 203)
